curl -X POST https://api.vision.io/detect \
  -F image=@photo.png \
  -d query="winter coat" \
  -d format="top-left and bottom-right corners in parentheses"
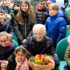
top-left (0, 19), bottom-right (14, 35)
top-left (0, 43), bottom-right (15, 60)
top-left (0, 6), bottom-right (14, 20)
top-left (36, 5), bottom-right (48, 24)
top-left (45, 11), bottom-right (67, 44)
top-left (0, 6), bottom-right (10, 14)
top-left (14, 12), bottom-right (33, 42)
top-left (23, 36), bottom-right (54, 56)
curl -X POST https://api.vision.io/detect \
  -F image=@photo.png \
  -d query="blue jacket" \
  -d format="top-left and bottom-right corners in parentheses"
top-left (45, 11), bottom-right (67, 44)
top-left (0, 19), bottom-right (14, 35)
top-left (0, 6), bottom-right (10, 14)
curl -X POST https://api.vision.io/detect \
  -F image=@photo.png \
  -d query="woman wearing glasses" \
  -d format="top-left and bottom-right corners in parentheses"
top-left (0, 31), bottom-right (15, 70)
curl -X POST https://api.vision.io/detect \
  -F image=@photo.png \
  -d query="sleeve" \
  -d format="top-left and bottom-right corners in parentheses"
top-left (13, 18), bottom-right (23, 41)
top-left (8, 21), bottom-right (14, 36)
top-left (56, 18), bottom-right (67, 44)
top-left (41, 37), bottom-right (54, 55)
top-left (45, 20), bottom-right (48, 35)
top-left (23, 37), bottom-right (33, 58)
top-left (7, 55), bottom-right (16, 70)
top-left (23, 37), bottom-right (32, 51)
top-left (64, 46), bottom-right (70, 66)
top-left (46, 37), bottom-right (54, 55)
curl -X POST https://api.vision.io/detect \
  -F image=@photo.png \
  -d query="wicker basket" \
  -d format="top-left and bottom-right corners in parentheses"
top-left (28, 56), bottom-right (55, 70)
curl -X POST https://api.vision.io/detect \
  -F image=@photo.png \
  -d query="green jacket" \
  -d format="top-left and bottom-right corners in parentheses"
top-left (64, 45), bottom-right (70, 66)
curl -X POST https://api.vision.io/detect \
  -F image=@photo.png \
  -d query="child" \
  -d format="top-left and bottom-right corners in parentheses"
top-left (0, 31), bottom-right (15, 70)
top-left (0, 0), bottom-right (13, 14)
top-left (7, 46), bottom-right (29, 70)
top-left (13, 1), bottom-right (20, 16)
top-left (45, 3), bottom-right (67, 47)
top-left (0, 10), bottom-right (14, 40)
top-left (14, 0), bottom-right (35, 45)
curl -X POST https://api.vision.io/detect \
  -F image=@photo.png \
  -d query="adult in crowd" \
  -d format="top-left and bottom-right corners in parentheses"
top-left (14, 0), bottom-right (35, 45)
top-left (23, 24), bottom-right (59, 70)
top-left (0, 31), bottom-right (15, 70)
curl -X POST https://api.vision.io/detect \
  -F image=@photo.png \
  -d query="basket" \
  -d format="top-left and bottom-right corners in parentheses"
top-left (28, 55), bottom-right (55, 70)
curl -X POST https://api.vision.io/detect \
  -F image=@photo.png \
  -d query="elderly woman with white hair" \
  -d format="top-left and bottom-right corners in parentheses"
top-left (23, 24), bottom-right (59, 70)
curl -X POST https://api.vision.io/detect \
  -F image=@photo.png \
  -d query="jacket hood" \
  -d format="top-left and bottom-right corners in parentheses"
top-left (50, 10), bottom-right (64, 18)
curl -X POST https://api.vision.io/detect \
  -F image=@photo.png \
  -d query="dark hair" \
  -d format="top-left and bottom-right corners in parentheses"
top-left (14, 1), bottom-right (20, 6)
top-left (15, 45), bottom-right (26, 54)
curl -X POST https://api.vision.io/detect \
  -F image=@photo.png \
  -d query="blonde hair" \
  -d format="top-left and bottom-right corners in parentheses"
top-left (16, 0), bottom-right (35, 24)
top-left (0, 31), bottom-right (9, 40)
top-left (48, 3), bottom-right (59, 11)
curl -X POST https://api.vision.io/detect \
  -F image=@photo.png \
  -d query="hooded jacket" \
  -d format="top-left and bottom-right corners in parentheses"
top-left (45, 11), bottom-right (67, 44)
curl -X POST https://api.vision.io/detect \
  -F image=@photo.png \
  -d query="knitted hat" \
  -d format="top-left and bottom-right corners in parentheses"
top-left (14, 1), bottom-right (20, 6)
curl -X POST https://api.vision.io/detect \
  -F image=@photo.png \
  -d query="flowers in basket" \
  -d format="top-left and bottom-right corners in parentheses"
top-left (28, 54), bottom-right (55, 70)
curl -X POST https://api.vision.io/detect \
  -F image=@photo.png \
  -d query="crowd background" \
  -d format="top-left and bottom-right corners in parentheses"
top-left (0, 0), bottom-right (70, 70)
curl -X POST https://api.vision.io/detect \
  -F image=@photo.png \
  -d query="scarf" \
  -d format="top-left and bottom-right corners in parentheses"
top-left (15, 58), bottom-right (29, 70)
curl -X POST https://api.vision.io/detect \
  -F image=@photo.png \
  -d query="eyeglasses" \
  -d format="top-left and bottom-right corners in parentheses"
top-left (0, 40), bottom-right (7, 43)
top-left (34, 32), bottom-right (43, 36)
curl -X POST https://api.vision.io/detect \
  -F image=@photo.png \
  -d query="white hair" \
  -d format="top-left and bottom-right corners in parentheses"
top-left (33, 24), bottom-right (46, 35)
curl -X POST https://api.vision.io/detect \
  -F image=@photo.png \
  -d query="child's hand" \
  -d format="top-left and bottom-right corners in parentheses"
top-left (16, 62), bottom-right (22, 70)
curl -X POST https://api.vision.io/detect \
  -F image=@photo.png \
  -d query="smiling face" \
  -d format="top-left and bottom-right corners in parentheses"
top-left (3, 0), bottom-right (11, 7)
top-left (16, 51), bottom-right (26, 62)
top-left (48, 3), bottom-right (59, 16)
top-left (20, 2), bottom-right (29, 12)
top-left (49, 7), bottom-right (58, 16)
top-left (14, 4), bottom-right (19, 11)
top-left (34, 28), bottom-right (45, 42)
top-left (0, 36), bottom-right (8, 47)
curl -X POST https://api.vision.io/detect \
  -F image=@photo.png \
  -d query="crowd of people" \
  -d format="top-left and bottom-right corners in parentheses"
top-left (0, 0), bottom-right (70, 70)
